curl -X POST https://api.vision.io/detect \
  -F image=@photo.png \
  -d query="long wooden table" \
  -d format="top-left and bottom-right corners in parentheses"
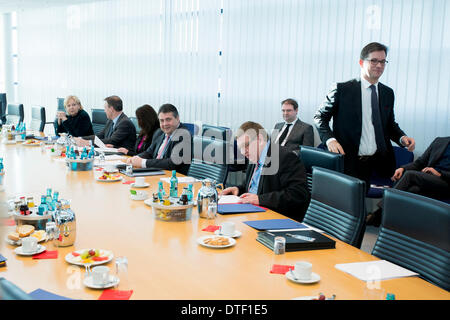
top-left (0, 142), bottom-right (449, 300)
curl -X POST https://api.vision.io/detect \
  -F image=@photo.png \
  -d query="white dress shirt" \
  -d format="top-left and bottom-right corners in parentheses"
top-left (358, 77), bottom-right (378, 156)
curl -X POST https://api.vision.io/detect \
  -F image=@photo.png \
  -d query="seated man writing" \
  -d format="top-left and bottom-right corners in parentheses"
top-left (127, 104), bottom-right (192, 175)
top-left (74, 95), bottom-right (136, 151)
top-left (221, 121), bottom-right (310, 221)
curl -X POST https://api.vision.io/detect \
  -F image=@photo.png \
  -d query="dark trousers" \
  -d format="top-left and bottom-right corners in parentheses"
top-left (345, 153), bottom-right (387, 194)
top-left (394, 170), bottom-right (450, 200)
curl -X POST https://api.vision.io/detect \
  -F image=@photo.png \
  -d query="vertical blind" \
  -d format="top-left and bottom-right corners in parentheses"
top-left (13, 0), bottom-right (449, 154)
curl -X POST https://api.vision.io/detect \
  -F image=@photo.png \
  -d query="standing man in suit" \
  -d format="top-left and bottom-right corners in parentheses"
top-left (221, 121), bottom-right (310, 221)
top-left (75, 95), bottom-right (136, 151)
top-left (127, 104), bottom-right (192, 175)
top-left (273, 98), bottom-right (314, 153)
top-left (392, 136), bottom-right (450, 199)
top-left (314, 42), bottom-right (415, 190)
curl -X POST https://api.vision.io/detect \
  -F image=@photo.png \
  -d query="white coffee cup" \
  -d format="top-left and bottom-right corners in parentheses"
top-left (220, 222), bottom-right (236, 236)
top-left (135, 177), bottom-right (146, 186)
top-left (92, 266), bottom-right (110, 286)
top-left (294, 261), bottom-right (312, 280)
top-left (21, 237), bottom-right (38, 253)
top-left (15, 135), bottom-right (23, 142)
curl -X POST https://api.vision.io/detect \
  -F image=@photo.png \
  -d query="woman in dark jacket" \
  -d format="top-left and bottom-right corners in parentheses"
top-left (117, 104), bottom-right (159, 156)
top-left (55, 95), bottom-right (94, 137)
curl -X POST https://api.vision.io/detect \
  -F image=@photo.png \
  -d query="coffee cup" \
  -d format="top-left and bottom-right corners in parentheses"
top-left (220, 222), bottom-right (236, 236)
top-left (294, 261), bottom-right (312, 280)
top-left (15, 135), bottom-right (22, 142)
top-left (135, 177), bottom-right (146, 187)
top-left (21, 237), bottom-right (38, 253)
top-left (92, 266), bottom-right (110, 286)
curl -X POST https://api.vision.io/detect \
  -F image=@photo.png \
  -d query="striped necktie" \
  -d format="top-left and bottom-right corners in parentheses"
top-left (156, 135), bottom-right (169, 159)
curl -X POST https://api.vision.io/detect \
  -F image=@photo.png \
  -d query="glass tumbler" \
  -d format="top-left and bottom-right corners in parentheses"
top-left (115, 256), bottom-right (130, 290)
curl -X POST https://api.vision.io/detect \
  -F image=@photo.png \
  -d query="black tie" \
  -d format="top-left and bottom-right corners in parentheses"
top-left (278, 123), bottom-right (292, 145)
top-left (106, 122), bottom-right (114, 138)
top-left (370, 85), bottom-right (387, 153)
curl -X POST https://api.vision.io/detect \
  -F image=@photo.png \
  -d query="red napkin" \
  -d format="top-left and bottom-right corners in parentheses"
top-left (33, 250), bottom-right (58, 259)
top-left (202, 225), bottom-right (220, 232)
top-left (1, 218), bottom-right (16, 226)
top-left (95, 168), bottom-right (104, 171)
top-left (122, 180), bottom-right (135, 185)
top-left (98, 289), bottom-right (133, 300)
top-left (270, 264), bottom-right (294, 274)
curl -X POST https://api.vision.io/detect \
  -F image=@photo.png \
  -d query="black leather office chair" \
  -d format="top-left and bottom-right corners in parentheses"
top-left (0, 93), bottom-right (7, 124)
top-left (299, 146), bottom-right (344, 192)
top-left (5, 103), bottom-right (24, 126)
top-left (130, 117), bottom-right (140, 135)
top-left (302, 167), bottom-right (366, 248)
top-left (187, 136), bottom-right (229, 184)
top-left (184, 122), bottom-right (199, 136)
top-left (201, 124), bottom-right (231, 141)
top-left (30, 106), bottom-right (46, 132)
top-left (0, 277), bottom-right (33, 300)
top-left (91, 108), bottom-right (108, 135)
top-left (372, 189), bottom-right (450, 291)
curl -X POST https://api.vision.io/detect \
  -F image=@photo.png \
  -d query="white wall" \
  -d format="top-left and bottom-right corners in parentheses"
top-left (8, 0), bottom-right (450, 155)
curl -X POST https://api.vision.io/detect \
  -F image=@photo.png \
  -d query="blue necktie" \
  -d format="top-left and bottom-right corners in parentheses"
top-left (370, 85), bottom-right (387, 154)
top-left (248, 163), bottom-right (262, 194)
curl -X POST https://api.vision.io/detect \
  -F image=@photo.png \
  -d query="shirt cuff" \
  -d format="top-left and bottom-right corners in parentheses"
top-left (141, 159), bottom-right (147, 168)
top-left (326, 137), bottom-right (337, 147)
top-left (400, 136), bottom-right (406, 146)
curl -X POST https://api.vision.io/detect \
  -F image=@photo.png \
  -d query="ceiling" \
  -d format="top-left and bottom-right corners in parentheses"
top-left (0, 0), bottom-right (110, 13)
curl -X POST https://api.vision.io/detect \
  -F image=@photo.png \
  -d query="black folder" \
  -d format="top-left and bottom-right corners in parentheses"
top-left (256, 230), bottom-right (336, 252)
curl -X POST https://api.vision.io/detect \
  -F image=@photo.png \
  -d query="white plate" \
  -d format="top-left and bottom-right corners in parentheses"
top-left (14, 244), bottom-right (46, 256)
top-left (102, 168), bottom-right (119, 173)
top-left (130, 194), bottom-right (149, 201)
top-left (214, 230), bottom-right (242, 238)
top-left (22, 141), bottom-right (40, 147)
top-left (286, 270), bottom-right (320, 284)
top-left (95, 176), bottom-right (122, 183)
top-left (83, 275), bottom-right (120, 289)
top-left (130, 182), bottom-right (150, 188)
top-left (197, 235), bottom-right (236, 249)
top-left (65, 249), bottom-right (114, 266)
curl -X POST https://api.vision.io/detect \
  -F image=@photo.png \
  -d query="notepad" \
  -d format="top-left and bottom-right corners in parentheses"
top-left (218, 203), bottom-right (266, 214)
top-left (243, 219), bottom-right (307, 230)
top-left (335, 260), bottom-right (419, 281)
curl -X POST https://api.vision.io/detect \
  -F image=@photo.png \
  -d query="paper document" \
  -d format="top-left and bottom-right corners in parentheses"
top-left (93, 160), bottom-right (126, 167)
top-left (94, 136), bottom-right (106, 148)
top-left (335, 260), bottom-right (418, 281)
top-left (160, 176), bottom-right (198, 184)
top-left (218, 195), bottom-right (241, 204)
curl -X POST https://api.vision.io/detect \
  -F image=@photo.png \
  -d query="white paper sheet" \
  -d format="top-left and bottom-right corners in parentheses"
top-left (94, 136), bottom-right (106, 148)
top-left (335, 260), bottom-right (418, 281)
top-left (160, 177), bottom-right (198, 184)
top-left (218, 195), bottom-right (241, 204)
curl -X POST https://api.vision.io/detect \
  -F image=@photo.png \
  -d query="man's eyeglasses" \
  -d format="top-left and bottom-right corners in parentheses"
top-left (366, 59), bottom-right (388, 66)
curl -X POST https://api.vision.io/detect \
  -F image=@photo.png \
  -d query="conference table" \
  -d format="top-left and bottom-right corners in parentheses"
top-left (0, 140), bottom-right (449, 300)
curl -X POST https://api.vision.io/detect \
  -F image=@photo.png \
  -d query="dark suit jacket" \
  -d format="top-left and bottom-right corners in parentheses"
top-left (237, 143), bottom-right (310, 221)
top-left (274, 119), bottom-right (314, 152)
top-left (137, 123), bottom-right (192, 175)
top-left (55, 109), bottom-right (94, 137)
top-left (314, 78), bottom-right (406, 177)
top-left (83, 112), bottom-right (136, 151)
top-left (402, 136), bottom-right (450, 183)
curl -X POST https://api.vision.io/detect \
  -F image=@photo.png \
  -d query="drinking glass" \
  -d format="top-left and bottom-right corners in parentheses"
top-left (45, 221), bottom-right (59, 250)
top-left (115, 256), bottom-right (130, 290)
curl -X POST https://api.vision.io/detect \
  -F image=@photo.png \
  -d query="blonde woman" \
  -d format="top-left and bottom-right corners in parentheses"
top-left (55, 95), bottom-right (94, 137)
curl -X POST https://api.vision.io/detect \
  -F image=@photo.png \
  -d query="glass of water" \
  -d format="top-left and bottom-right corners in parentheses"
top-left (45, 221), bottom-right (59, 250)
top-left (115, 256), bottom-right (130, 290)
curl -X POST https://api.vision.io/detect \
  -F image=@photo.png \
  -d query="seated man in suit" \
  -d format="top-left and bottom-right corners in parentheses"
top-left (221, 121), bottom-right (310, 221)
top-left (127, 104), bottom-right (192, 175)
top-left (273, 98), bottom-right (314, 153)
top-left (367, 136), bottom-right (450, 226)
top-left (75, 95), bottom-right (136, 151)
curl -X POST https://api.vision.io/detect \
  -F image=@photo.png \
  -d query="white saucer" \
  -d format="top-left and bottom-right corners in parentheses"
top-left (286, 270), bottom-right (320, 284)
top-left (83, 275), bottom-right (120, 289)
top-left (214, 230), bottom-right (242, 238)
top-left (14, 244), bottom-right (46, 256)
top-left (130, 183), bottom-right (149, 188)
top-left (131, 193), bottom-right (149, 201)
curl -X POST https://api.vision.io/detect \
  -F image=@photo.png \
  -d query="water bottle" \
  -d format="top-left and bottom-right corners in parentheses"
top-left (38, 195), bottom-right (48, 216)
top-left (187, 184), bottom-right (193, 201)
top-left (169, 170), bottom-right (178, 198)
top-left (157, 181), bottom-right (165, 201)
top-left (21, 123), bottom-right (26, 139)
top-left (52, 191), bottom-right (59, 209)
top-left (46, 188), bottom-right (53, 211)
top-left (0, 158), bottom-right (4, 173)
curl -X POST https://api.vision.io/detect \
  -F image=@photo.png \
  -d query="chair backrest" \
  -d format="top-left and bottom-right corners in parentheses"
top-left (129, 117), bottom-right (140, 135)
top-left (0, 93), bottom-right (7, 124)
top-left (372, 189), bottom-right (450, 291)
top-left (184, 122), bottom-right (199, 136)
top-left (187, 136), bottom-right (229, 184)
top-left (56, 97), bottom-right (65, 112)
top-left (299, 146), bottom-right (344, 192)
top-left (91, 108), bottom-right (108, 135)
top-left (303, 167), bottom-right (366, 248)
top-left (6, 103), bottom-right (24, 126)
top-left (30, 106), bottom-right (46, 132)
top-left (201, 124), bottom-right (231, 141)
top-left (0, 277), bottom-right (33, 300)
